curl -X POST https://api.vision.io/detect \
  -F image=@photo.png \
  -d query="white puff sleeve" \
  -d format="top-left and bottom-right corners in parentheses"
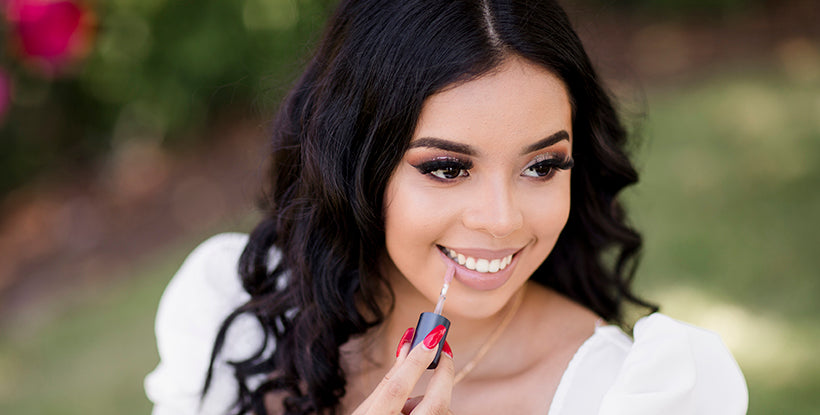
top-left (597, 313), bottom-right (748, 415)
top-left (144, 233), bottom-right (268, 415)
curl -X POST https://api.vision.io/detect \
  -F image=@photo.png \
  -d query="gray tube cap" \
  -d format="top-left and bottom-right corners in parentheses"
top-left (410, 312), bottom-right (451, 369)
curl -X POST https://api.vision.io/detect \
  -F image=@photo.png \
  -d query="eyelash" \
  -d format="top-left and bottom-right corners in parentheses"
top-left (412, 155), bottom-right (574, 182)
top-left (522, 156), bottom-right (575, 180)
top-left (413, 158), bottom-right (473, 182)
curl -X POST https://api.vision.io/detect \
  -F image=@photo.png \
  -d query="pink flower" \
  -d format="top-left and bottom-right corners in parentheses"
top-left (4, 0), bottom-right (95, 74)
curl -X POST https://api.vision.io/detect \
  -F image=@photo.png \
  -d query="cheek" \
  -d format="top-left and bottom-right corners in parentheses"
top-left (383, 168), bottom-right (456, 241)
top-left (383, 172), bottom-right (444, 259)
top-left (382, 172), bottom-right (453, 299)
top-left (522, 178), bottom-right (572, 245)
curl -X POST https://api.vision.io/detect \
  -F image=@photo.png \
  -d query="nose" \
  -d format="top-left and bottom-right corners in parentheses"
top-left (461, 178), bottom-right (523, 239)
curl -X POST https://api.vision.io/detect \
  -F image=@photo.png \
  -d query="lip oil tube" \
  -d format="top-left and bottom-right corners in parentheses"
top-left (410, 263), bottom-right (455, 369)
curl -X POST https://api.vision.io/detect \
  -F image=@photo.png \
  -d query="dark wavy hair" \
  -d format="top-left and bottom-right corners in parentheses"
top-left (206, 0), bottom-right (655, 413)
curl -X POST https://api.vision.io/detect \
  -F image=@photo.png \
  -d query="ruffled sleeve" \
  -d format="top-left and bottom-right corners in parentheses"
top-left (598, 313), bottom-right (748, 415)
top-left (144, 233), bottom-right (268, 415)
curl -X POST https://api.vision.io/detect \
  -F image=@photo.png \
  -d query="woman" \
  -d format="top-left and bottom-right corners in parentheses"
top-left (145, 0), bottom-right (748, 414)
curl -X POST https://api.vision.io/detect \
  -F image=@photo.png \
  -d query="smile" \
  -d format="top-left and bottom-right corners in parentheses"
top-left (438, 246), bottom-right (514, 274)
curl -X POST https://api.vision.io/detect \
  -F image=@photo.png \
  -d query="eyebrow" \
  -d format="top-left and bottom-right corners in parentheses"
top-left (408, 130), bottom-right (570, 156)
top-left (408, 137), bottom-right (477, 155)
top-left (521, 130), bottom-right (570, 154)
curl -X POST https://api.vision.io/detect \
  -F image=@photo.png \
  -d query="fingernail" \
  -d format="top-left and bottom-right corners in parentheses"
top-left (442, 340), bottom-right (453, 358)
top-left (422, 324), bottom-right (447, 349)
top-left (396, 327), bottom-right (414, 357)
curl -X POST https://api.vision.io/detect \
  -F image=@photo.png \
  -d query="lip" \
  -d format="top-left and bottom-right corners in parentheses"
top-left (436, 246), bottom-right (522, 291)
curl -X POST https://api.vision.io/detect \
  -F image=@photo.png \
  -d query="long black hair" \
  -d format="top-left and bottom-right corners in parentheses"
top-left (206, 0), bottom-right (655, 413)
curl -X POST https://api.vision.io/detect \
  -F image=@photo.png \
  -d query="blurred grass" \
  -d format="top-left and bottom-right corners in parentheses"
top-left (1, 68), bottom-right (818, 413)
top-left (0, 244), bottom-right (189, 414)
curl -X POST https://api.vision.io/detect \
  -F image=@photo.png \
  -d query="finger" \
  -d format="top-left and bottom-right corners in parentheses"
top-left (367, 325), bottom-right (447, 413)
top-left (396, 327), bottom-right (415, 359)
top-left (354, 327), bottom-right (414, 413)
top-left (410, 341), bottom-right (455, 414)
top-left (357, 327), bottom-right (415, 413)
top-left (380, 326), bottom-right (416, 388)
top-left (401, 396), bottom-right (424, 414)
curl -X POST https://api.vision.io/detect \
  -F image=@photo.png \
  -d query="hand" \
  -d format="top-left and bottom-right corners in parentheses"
top-left (352, 326), bottom-right (455, 415)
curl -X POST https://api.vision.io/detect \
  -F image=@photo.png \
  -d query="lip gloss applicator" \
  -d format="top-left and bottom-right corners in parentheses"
top-left (410, 262), bottom-right (455, 369)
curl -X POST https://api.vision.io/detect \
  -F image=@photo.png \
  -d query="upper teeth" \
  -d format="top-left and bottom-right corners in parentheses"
top-left (442, 247), bottom-right (513, 273)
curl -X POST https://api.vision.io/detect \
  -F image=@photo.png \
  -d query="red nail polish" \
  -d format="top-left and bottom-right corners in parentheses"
top-left (396, 327), bottom-right (414, 357)
top-left (442, 340), bottom-right (453, 358)
top-left (423, 324), bottom-right (447, 349)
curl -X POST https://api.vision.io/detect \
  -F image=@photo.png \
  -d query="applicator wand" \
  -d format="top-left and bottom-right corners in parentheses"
top-left (410, 262), bottom-right (455, 369)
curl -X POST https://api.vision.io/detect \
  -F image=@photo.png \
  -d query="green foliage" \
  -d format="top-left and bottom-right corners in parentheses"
top-left (0, 0), bottom-right (333, 196)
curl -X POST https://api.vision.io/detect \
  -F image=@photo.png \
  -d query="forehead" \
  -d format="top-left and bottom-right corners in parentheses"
top-left (413, 57), bottom-right (572, 146)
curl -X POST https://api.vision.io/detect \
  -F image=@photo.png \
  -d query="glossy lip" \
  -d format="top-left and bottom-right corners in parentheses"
top-left (436, 245), bottom-right (523, 291)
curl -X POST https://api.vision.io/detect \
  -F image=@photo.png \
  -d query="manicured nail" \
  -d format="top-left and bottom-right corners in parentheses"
top-left (422, 324), bottom-right (447, 349)
top-left (442, 340), bottom-right (453, 358)
top-left (396, 327), bottom-right (414, 357)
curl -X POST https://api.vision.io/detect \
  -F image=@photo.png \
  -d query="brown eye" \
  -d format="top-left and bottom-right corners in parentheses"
top-left (522, 156), bottom-right (574, 180)
top-left (413, 158), bottom-right (472, 182)
top-left (433, 165), bottom-right (467, 180)
top-left (524, 163), bottom-right (554, 178)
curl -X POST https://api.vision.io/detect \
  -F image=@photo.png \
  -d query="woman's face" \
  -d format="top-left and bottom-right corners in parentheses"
top-left (382, 57), bottom-right (573, 319)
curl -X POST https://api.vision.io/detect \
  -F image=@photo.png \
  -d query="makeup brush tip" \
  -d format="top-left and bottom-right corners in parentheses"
top-left (445, 262), bottom-right (455, 284)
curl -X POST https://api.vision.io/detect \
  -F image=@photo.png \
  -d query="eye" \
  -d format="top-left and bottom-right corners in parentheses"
top-left (523, 161), bottom-right (554, 178)
top-left (431, 165), bottom-right (468, 180)
top-left (412, 158), bottom-right (472, 181)
top-left (522, 155), bottom-right (574, 179)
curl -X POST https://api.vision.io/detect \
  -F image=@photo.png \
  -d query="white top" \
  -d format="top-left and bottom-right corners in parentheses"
top-left (145, 233), bottom-right (749, 414)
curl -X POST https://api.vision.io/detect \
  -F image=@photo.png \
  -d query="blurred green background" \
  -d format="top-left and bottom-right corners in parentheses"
top-left (0, 0), bottom-right (818, 414)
